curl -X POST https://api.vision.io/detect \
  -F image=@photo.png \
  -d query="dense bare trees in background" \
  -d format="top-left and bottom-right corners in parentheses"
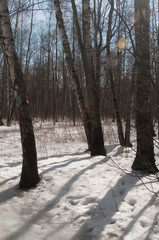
top-left (0, 0), bottom-right (159, 172)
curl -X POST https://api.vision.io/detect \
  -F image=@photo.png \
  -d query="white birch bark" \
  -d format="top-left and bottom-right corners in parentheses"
top-left (0, 0), bottom-right (40, 188)
top-left (54, 0), bottom-right (92, 150)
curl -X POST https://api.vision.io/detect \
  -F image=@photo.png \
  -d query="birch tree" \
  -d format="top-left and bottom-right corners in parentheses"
top-left (53, 0), bottom-right (92, 152)
top-left (0, 0), bottom-right (40, 188)
top-left (71, 0), bottom-right (106, 155)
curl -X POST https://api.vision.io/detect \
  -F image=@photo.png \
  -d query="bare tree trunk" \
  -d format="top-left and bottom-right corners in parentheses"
top-left (132, 0), bottom-right (158, 174)
top-left (44, 10), bottom-right (51, 120)
top-left (1, 22), bottom-right (14, 126)
top-left (71, 0), bottom-right (106, 155)
top-left (51, 51), bottom-right (56, 122)
top-left (55, 23), bottom-right (59, 122)
top-left (6, 61), bottom-right (12, 126)
top-left (106, 0), bottom-right (125, 146)
top-left (6, 0), bottom-right (22, 126)
top-left (14, 0), bottom-right (21, 41)
top-left (157, 1), bottom-right (159, 139)
top-left (72, 19), bottom-right (76, 126)
top-left (0, 85), bottom-right (4, 125)
top-left (19, 9), bottom-right (24, 66)
top-left (54, 0), bottom-right (92, 151)
top-left (82, 0), bottom-right (106, 156)
top-left (24, 0), bottom-right (34, 87)
top-left (53, 23), bottom-right (58, 123)
top-left (0, 0), bottom-right (40, 188)
top-left (124, 63), bottom-right (136, 147)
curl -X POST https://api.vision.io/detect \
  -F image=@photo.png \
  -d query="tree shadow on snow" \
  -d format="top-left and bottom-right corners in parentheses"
top-left (2, 147), bottom-right (158, 240)
top-left (105, 144), bottom-right (119, 154)
top-left (3, 156), bottom-right (107, 240)
top-left (38, 151), bottom-right (87, 162)
top-left (0, 184), bottom-right (23, 204)
top-left (118, 194), bottom-right (159, 240)
top-left (0, 176), bottom-right (19, 188)
top-left (71, 174), bottom-right (158, 240)
top-left (0, 160), bottom-right (21, 169)
top-left (39, 155), bottom-right (91, 176)
top-left (143, 212), bottom-right (159, 240)
top-left (107, 144), bottom-right (125, 157)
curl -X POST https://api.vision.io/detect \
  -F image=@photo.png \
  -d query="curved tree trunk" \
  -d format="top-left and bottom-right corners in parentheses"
top-left (0, 0), bottom-right (40, 188)
top-left (54, 0), bottom-right (92, 151)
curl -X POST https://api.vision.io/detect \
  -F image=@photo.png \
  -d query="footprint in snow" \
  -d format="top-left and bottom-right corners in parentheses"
top-left (82, 196), bottom-right (97, 205)
top-left (128, 199), bottom-right (137, 206)
top-left (121, 179), bottom-right (126, 185)
top-left (67, 193), bottom-right (88, 200)
top-left (67, 193), bottom-right (88, 206)
top-left (119, 187), bottom-right (125, 196)
top-left (140, 220), bottom-right (147, 228)
top-left (68, 199), bottom-right (79, 206)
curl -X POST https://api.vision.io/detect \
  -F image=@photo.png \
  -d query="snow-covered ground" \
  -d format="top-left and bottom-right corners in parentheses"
top-left (0, 120), bottom-right (159, 240)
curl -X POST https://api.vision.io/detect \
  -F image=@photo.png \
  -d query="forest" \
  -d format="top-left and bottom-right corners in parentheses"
top-left (0, 0), bottom-right (159, 239)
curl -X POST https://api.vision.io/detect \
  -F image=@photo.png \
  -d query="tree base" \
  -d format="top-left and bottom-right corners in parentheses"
top-left (131, 156), bottom-right (159, 174)
top-left (19, 177), bottom-right (40, 189)
top-left (19, 169), bottom-right (40, 189)
top-left (91, 147), bottom-right (106, 156)
top-left (125, 142), bottom-right (133, 148)
top-left (0, 120), bottom-right (4, 126)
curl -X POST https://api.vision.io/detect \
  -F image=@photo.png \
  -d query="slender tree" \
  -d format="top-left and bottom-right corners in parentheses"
top-left (0, 0), bottom-right (40, 188)
top-left (71, 0), bottom-right (106, 155)
top-left (106, 0), bottom-right (126, 146)
top-left (53, 0), bottom-right (92, 151)
top-left (24, 0), bottom-right (34, 87)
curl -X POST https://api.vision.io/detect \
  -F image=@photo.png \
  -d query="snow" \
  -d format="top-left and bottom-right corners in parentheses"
top-left (0, 121), bottom-right (159, 240)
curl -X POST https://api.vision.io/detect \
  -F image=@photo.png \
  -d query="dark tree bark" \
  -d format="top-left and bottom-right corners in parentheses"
top-left (82, 0), bottom-right (105, 156)
top-left (132, 0), bottom-right (158, 174)
top-left (0, 88), bottom-right (4, 125)
top-left (0, 41), bottom-right (4, 125)
top-left (82, 0), bottom-right (106, 156)
top-left (157, 2), bottom-right (159, 139)
top-left (0, 0), bottom-right (40, 188)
